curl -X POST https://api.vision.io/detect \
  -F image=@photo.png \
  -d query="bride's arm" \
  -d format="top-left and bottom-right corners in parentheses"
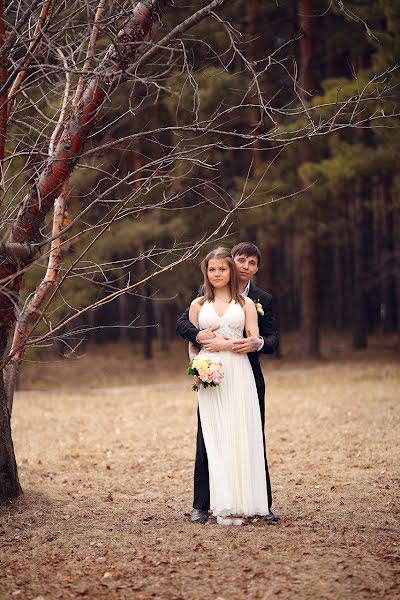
top-left (188, 341), bottom-right (199, 361)
top-left (188, 298), bottom-right (201, 328)
top-left (244, 297), bottom-right (260, 338)
top-left (188, 299), bottom-right (201, 360)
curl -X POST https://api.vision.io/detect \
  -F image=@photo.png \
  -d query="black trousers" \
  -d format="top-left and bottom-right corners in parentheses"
top-left (193, 377), bottom-right (273, 511)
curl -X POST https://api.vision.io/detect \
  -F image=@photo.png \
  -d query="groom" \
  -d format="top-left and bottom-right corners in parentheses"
top-left (176, 242), bottom-right (280, 523)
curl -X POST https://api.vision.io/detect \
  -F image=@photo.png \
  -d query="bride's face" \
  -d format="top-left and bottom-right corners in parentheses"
top-left (207, 258), bottom-right (231, 288)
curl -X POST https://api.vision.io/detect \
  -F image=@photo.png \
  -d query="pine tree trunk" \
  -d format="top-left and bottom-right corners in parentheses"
top-left (380, 177), bottom-right (396, 333)
top-left (393, 204), bottom-right (400, 333)
top-left (343, 197), bottom-right (354, 330)
top-left (155, 302), bottom-right (169, 352)
top-left (350, 46), bottom-right (371, 348)
top-left (143, 282), bottom-right (153, 360)
top-left (118, 268), bottom-right (130, 342)
top-left (364, 196), bottom-right (375, 335)
top-left (352, 184), bottom-right (367, 348)
top-left (297, 0), bottom-right (320, 358)
top-left (259, 244), bottom-right (274, 291)
top-left (332, 244), bottom-right (346, 329)
top-left (300, 237), bottom-right (319, 356)
top-left (372, 180), bottom-right (381, 332)
top-left (291, 233), bottom-right (302, 330)
top-left (247, 4), bottom-right (262, 172)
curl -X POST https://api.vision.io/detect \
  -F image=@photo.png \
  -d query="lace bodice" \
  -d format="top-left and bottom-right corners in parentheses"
top-left (198, 300), bottom-right (244, 340)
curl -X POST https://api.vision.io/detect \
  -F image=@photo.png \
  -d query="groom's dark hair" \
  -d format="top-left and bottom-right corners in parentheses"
top-left (231, 242), bottom-right (261, 266)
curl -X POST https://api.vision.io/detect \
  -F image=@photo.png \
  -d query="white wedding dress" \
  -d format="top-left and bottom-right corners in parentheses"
top-left (197, 300), bottom-right (269, 522)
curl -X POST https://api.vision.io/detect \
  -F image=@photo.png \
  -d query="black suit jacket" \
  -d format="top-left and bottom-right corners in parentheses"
top-left (175, 282), bottom-right (279, 383)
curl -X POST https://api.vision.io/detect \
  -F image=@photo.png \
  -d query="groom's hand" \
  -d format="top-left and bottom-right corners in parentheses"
top-left (232, 330), bottom-right (262, 354)
top-left (203, 334), bottom-right (231, 352)
top-left (196, 326), bottom-right (219, 344)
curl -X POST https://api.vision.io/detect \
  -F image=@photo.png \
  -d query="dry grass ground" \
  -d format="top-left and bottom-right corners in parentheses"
top-left (1, 334), bottom-right (399, 600)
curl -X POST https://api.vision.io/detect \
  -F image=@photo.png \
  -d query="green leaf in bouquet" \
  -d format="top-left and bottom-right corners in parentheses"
top-left (187, 366), bottom-right (198, 376)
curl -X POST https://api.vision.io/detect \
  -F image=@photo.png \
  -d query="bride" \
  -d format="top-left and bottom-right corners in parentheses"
top-left (188, 247), bottom-right (269, 524)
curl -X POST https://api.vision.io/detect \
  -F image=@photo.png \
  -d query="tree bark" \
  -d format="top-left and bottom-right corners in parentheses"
top-left (0, 0), bottom-right (7, 160)
top-left (371, 180), bottom-right (381, 333)
top-left (247, 3), bottom-right (262, 172)
top-left (298, 0), bottom-right (320, 358)
top-left (300, 237), bottom-right (319, 356)
top-left (143, 282), bottom-right (154, 360)
top-left (154, 301), bottom-right (169, 352)
top-left (332, 244), bottom-right (346, 329)
top-left (259, 244), bottom-right (274, 292)
top-left (0, 331), bottom-right (22, 503)
top-left (118, 269), bottom-right (130, 343)
top-left (352, 184), bottom-right (367, 348)
top-left (394, 207), bottom-right (400, 334)
top-left (380, 177), bottom-right (396, 333)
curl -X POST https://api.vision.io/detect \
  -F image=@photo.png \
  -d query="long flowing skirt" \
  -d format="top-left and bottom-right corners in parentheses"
top-left (198, 350), bottom-right (269, 518)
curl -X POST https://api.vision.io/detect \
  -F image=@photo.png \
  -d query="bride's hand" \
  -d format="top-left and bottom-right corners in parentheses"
top-left (203, 335), bottom-right (232, 352)
top-left (193, 376), bottom-right (202, 387)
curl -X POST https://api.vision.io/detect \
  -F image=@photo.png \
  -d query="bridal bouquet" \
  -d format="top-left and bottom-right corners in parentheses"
top-left (187, 355), bottom-right (224, 392)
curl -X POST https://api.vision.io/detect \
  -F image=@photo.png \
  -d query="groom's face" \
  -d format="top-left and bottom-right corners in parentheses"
top-left (234, 254), bottom-right (259, 285)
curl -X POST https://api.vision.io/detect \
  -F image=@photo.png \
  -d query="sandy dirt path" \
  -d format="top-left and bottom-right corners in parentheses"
top-left (1, 358), bottom-right (399, 599)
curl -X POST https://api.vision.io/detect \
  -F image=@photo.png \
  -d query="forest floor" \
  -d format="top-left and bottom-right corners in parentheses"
top-left (1, 333), bottom-right (399, 600)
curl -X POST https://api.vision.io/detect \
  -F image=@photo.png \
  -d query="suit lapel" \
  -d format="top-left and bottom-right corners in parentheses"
top-left (248, 282), bottom-right (260, 301)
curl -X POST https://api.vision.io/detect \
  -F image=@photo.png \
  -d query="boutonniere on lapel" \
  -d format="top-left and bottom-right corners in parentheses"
top-left (254, 299), bottom-right (264, 316)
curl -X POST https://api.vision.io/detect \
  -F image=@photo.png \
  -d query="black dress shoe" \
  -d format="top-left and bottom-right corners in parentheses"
top-left (191, 509), bottom-right (208, 523)
top-left (263, 511), bottom-right (280, 524)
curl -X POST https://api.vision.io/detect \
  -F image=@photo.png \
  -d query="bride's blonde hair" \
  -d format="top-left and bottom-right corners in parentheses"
top-left (199, 247), bottom-right (244, 306)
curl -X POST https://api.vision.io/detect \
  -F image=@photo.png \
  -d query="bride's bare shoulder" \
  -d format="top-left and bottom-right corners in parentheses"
top-left (190, 296), bottom-right (204, 306)
top-left (189, 296), bottom-right (204, 311)
top-left (189, 297), bottom-right (204, 323)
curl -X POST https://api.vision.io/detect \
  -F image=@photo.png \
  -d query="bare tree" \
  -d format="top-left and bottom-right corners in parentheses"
top-left (0, 0), bottom-right (230, 502)
top-left (0, 0), bottom-right (396, 503)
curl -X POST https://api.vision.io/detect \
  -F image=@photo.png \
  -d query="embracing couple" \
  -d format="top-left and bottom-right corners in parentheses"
top-left (176, 242), bottom-right (279, 525)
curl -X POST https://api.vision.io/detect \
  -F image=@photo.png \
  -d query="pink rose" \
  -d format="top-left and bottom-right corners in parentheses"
top-left (212, 372), bottom-right (222, 384)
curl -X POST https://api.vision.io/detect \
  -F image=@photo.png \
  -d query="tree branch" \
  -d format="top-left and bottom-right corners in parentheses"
top-left (0, 0), bottom-right (171, 330)
top-left (130, 0), bottom-right (226, 74)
